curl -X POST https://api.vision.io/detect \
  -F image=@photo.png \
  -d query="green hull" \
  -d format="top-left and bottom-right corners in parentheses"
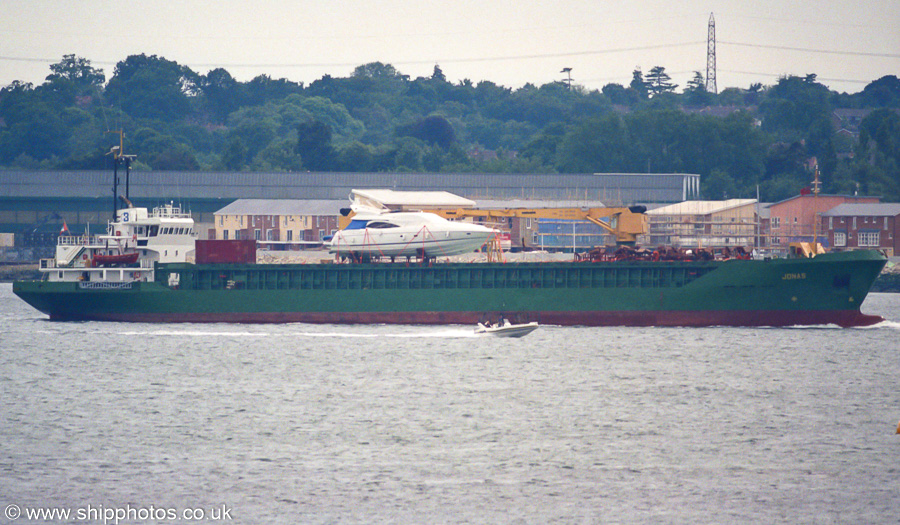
top-left (13, 250), bottom-right (888, 327)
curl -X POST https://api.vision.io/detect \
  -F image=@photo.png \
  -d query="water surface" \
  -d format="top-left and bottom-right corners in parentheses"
top-left (1, 284), bottom-right (898, 523)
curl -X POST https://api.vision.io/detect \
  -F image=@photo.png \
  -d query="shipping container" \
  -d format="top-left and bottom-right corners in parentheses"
top-left (195, 239), bottom-right (256, 264)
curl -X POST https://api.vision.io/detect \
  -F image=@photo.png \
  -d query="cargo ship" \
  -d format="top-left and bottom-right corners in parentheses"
top-left (11, 198), bottom-right (889, 328)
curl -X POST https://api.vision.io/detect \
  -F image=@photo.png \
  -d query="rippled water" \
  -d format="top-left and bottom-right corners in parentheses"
top-left (1, 283), bottom-right (899, 524)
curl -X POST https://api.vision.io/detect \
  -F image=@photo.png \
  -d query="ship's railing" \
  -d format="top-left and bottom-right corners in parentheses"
top-left (58, 235), bottom-right (101, 246)
top-left (78, 282), bottom-right (134, 290)
top-left (41, 256), bottom-right (155, 270)
top-left (151, 204), bottom-right (191, 219)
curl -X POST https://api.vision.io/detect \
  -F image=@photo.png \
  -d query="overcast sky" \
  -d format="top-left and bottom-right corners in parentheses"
top-left (1, 0), bottom-right (898, 95)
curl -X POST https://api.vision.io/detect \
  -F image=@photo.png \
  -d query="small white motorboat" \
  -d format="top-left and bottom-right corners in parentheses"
top-left (475, 319), bottom-right (539, 338)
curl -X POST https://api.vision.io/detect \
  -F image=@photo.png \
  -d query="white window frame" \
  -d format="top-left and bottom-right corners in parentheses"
top-left (833, 231), bottom-right (846, 247)
top-left (858, 231), bottom-right (879, 247)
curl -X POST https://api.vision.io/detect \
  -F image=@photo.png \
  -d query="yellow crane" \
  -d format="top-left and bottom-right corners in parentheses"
top-left (427, 205), bottom-right (649, 246)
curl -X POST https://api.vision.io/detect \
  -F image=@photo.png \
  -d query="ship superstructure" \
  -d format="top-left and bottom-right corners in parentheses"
top-left (40, 203), bottom-right (195, 285)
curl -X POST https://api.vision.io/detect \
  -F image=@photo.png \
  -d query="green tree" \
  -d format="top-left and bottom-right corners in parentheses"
top-left (41, 54), bottom-right (105, 106)
top-left (392, 137), bottom-right (426, 171)
top-left (335, 141), bottom-right (377, 172)
top-left (759, 75), bottom-right (831, 137)
top-left (683, 71), bottom-right (712, 107)
top-left (519, 122), bottom-right (566, 167)
top-left (629, 68), bottom-right (649, 99)
top-left (852, 109), bottom-right (900, 200)
top-left (253, 138), bottom-right (302, 171)
top-left (245, 74), bottom-right (304, 106)
top-left (295, 95), bottom-right (365, 144)
top-left (105, 54), bottom-right (198, 121)
top-left (858, 75), bottom-right (900, 108)
top-left (221, 136), bottom-right (249, 170)
top-left (226, 107), bottom-right (279, 160)
top-left (555, 115), bottom-right (628, 172)
top-left (146, 143), bottom-right (200, 170)
top-left (645, 66), bottom-right (678, 97)
top-left (296, 120), bottom-right (335, 171)
top-left (397, 115), bottom-right (456, 148)
top-left (703, 169), bottom-right (738, 199)
top-left (602, 83), bottom-right (639, 107)
top-left (0, 81), bottom-right (69, 162)
top-left (45, 54), bottom-right (105, 87)
top-left (199, 68), bottom-right (246, 123)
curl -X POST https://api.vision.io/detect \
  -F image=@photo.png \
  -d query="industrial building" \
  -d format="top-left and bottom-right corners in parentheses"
top-left (1, 169), bottom-right (699, 233)
top-left (0, 169), bottom-right (698, 261)
top-left (647, 199), bottom-right (760, 249)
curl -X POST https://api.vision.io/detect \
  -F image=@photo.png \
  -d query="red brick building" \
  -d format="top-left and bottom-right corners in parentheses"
top-left (821, 203), bottom-right (900, 256)
top-left (766, 194), bottom-right (879, 248)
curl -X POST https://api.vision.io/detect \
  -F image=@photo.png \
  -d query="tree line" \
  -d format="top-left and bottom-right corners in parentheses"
top-left (1, 54), bottom-right (899, 202)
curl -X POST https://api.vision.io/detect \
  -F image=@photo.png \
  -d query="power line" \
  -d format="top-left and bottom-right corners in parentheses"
top-left (719, 41), bottom-right (900, 59)
top-left (2, 38), bottom-right (896, 73)
top-left (719, 69), bottom-right (875, 84)
top-left (0, 42), bottom-right (709, 70)
top-left (715, 12), bottom-right (899, 31)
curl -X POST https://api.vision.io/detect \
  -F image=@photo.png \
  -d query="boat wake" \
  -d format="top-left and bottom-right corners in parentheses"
top-left (114, 328), bottom-right (478, 338)
top-left (291, 329), bottom-right (477, 339)
top-left (857, 319), bottom-right (900, 330)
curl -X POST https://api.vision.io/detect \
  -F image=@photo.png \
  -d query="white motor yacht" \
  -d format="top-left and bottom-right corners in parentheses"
top-left (327, 206), bottom-right (496, 258)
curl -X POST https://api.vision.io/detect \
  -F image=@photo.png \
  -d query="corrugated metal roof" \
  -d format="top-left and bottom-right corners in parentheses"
top-left (0, 170), bottom-right (700, 204)
top-left (215, 199), bottom-right (345, 215)
top-left (647, 199), bottom-right (757, 215)
top-left (822, 203), bottom-right (900, 217)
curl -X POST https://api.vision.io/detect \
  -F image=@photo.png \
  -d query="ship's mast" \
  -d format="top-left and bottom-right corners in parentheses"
top-left (106, 130), bottom-right (137, 220)
top-left (811, 166), bottom-right (821, 250)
